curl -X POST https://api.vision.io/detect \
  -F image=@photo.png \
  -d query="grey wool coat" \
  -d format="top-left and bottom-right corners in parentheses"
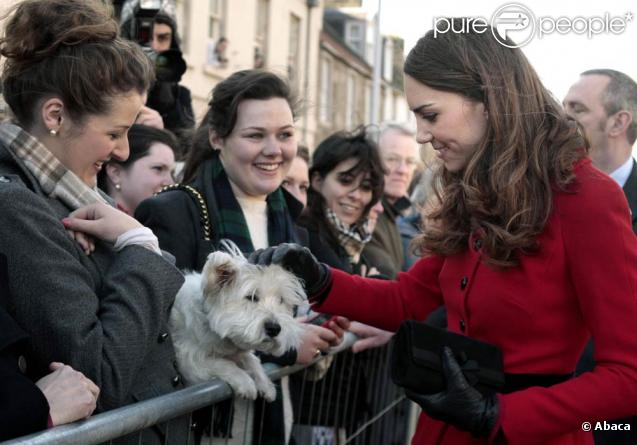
top-left (0, 139), bottom-right (190, 444)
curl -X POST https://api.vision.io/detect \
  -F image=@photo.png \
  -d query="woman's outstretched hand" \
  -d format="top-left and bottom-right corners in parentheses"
top-left (405, 347), bottom-right (499, 438)
top-left (348, 321), bottom-right (393, 353)
top-left (324, 316), bottom-right (350, 345)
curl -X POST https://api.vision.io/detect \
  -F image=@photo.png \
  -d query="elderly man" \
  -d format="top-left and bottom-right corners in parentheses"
top-left (564, 68), bottom-right (637, 445)
top-left (363, 124), bottom-right (419, 278)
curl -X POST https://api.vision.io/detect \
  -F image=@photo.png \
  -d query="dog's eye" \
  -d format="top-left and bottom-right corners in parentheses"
top-left (245, 295), bottom-right (260, 303)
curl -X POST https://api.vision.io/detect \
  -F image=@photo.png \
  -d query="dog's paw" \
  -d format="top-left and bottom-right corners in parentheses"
top-left (257, 379), bottom-right (277, 402)
top-left (226, 373), bottom-right (258, 400)
top-left (234, 381), bottom-right (258, 400)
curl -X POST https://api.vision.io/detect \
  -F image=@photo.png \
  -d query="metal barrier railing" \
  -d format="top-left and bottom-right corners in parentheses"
top-left (3, 333), bottom-right (415, 445)
top-left (290, 335), bottom-right (411, 445)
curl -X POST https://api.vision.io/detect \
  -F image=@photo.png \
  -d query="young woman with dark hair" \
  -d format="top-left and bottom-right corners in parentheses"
top-left (138, 70), bottom-right (304, 269)
top-left (300, 126), bottom-right (385, 275)
top-left (136, 69), bottom-right (347, 444)
top-left (0, 0), bottom-right (190, 442)
top-left (98, 124), bottom-right (178, 215)
top-left (281, 145), bottom-right (310, 206)
top-left (250, 21), bottom-right (637, 445)
top-left (288, 127), bottom-right (391, 439)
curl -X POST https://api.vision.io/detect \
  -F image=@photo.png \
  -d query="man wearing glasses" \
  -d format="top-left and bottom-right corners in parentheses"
top-left (363, 124), bottom-right (420, 278)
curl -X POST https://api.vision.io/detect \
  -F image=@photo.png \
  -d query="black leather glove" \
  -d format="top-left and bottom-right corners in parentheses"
top-left (248, 243), bottom-right (332, 299)
top-left (405, 347), bottom-right (499, 438)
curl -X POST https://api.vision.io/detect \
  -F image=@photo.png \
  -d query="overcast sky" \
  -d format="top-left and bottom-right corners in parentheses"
top-left (353, 0), bottom-right (636, 101)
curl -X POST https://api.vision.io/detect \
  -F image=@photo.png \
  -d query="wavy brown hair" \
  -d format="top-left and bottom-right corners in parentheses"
top-left (406, 22), bottom-right (585, 268)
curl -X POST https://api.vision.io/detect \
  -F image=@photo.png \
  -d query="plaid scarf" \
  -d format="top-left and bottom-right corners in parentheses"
top-left (0, 123), bottom-right (107, 209)
top-left (210, 150), bottom-right (293, 254)
top-left (324, 206), bottom-right (372, 262)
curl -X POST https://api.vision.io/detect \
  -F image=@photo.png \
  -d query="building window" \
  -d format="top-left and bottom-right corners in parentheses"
top-left (255, 0), bottom-right (269, 68)
top-left (288, 14), bottom-right (301, 86)
top-left (345, 72), bottom-right (356, 129)
top-left (345, 20), bottom-right (365, 56)
top-left (208, 0), bottom-right (225, 40)
top-left (383, 37), bottom-right (393, 82)
top-left (176, 0), bottom-right (191, 53)
top-left (206, 0), bottom-right (226, 67)
top-left (320, 57), bottom-right (332, 125)
top-left (365, 81), bottom-right (372, 123)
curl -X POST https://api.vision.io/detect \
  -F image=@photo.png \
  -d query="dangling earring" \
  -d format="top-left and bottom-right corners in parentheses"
top-left (115, 184), bottom-right (121, 191)
top-left (49, 128), bottom-right (58, 136)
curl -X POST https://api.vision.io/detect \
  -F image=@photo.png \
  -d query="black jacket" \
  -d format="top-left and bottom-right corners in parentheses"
top-left (0, 253), bottom-right (49, 440)
top-left (299, 214), bottom-right (385, 278)
top-left (362, 196), bottom-right (411, 279)
top-left (302, 218), bottom-right (351, 272)
top-left (624, 160), bottom-right (637, 234)
top-left (146, 83), bottom-right (195, 137)
top-left (136, 157), bottom-right (308, 272)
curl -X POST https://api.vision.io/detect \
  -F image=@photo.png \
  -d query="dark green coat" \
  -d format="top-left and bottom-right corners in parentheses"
top-left (362, 196), bottom-right (411, 279)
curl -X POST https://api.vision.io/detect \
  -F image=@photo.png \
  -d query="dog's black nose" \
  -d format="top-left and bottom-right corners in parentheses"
top-left (264, 321), bottom-right (281, 338)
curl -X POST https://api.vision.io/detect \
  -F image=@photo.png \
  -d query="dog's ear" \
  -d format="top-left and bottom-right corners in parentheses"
top-left (215, 261), bottom-right (236, 288)
top-left (201, 251), bottom-right (240, 297)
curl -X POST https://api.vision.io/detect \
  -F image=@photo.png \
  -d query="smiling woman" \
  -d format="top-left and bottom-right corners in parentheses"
top-left (137, 70), bottom-right (303, 267)
top-left (135, 69), bottom-right (347, 444)
top-left (0, 0), bottom-right (191, 442)
top-left (214, 97), bottom-right (296, 200)
top-left (284, 127), bottom-right (386, 439)
top-left (300, 126), bottom-right (385, 274)
top-left (282, 145), bottom-right (310, 206)
top-left (51, 92), bottom-right (145, 187)
top-left (405, 75), bottom-right (487, 173)
top-left (98, 124), bottom-right (179, 215)
top-left (247, 18), bottom-right (637, 445)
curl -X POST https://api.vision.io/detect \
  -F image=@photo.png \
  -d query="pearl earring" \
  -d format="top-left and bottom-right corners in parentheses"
top-left (49, 129), bottom-right (57, 136)
top-left (115, 184), bottom-right (121, 191)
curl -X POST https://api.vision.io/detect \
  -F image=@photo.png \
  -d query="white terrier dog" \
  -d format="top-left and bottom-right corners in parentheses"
top-left (170, 241), bottom-right (306, 401)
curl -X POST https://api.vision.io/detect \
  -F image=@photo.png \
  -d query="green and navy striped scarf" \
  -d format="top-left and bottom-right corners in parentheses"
top-left (210, 151), bottom-right (294, 254)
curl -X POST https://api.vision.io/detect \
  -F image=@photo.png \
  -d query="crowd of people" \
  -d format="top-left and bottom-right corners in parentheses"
top-left (2, 0), bottom-right (637, 445)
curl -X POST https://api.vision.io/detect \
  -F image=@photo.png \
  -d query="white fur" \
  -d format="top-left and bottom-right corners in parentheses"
top-left (170, 243), bottom-right (306, 401)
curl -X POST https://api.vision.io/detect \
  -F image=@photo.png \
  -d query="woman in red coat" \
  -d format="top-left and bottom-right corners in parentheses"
top-left (249, 20), bottom-right (637, 445)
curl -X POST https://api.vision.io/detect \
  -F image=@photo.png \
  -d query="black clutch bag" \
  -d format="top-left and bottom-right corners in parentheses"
top-left (390, 320), bottom-right (505, 396)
